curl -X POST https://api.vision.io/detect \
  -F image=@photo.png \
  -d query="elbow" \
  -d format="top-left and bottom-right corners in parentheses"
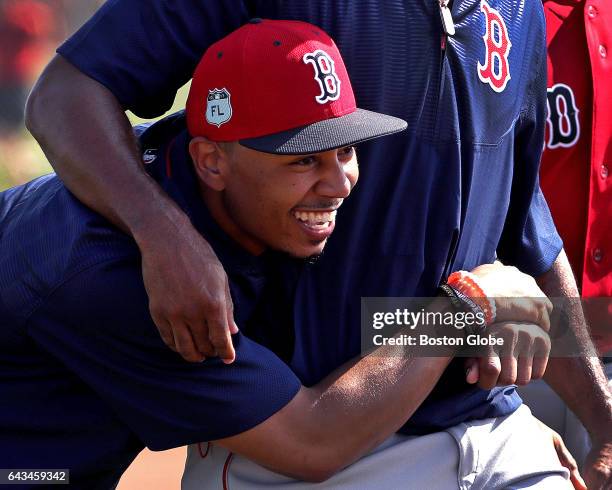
top-left (307, 466), bottom-right (341, 483)
top-left (277, 446), bottom-right (346, 483)
top-left (234, 447), bottom-right (341, 483)
top-left (25, 55), bottom-right (82, 140)
top-left (289, 462), bottom-right (339, 483)
top-left (302, 472), bottom-right (335, 484)
top-left (24, 68), bottom-right (53, 139)
top-left (24, 81), bottom-right (41, 136)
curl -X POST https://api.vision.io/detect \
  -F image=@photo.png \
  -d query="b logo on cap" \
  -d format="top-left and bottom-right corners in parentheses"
top-left (303, 50), bottom-right (341, 104)
top-left (206, 88), bottom-right (233, 127)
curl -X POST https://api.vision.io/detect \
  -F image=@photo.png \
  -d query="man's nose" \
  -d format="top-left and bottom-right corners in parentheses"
top-left (316, 154), bottom-right (356, 198)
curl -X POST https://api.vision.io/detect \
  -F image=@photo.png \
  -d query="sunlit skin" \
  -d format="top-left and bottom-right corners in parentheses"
top-left (188, 138), bottom-right (359, 258)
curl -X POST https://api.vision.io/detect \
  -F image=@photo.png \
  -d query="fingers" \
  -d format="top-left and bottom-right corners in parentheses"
top-left (496, 326), bottom-right (518, 386)
top-left (513, 329), bottom-right (533, 385)
top-left (172, 324), bottom-right (205, 362)
top-left (189, 322), bottom-right (216, 358)
top-left (187, 278), bottom-right (236, 363)
top-left (147, 282), bottom-right (237, 363)
top-left (499, 353), bottom-right (518, 386)
top-left (229, 318), bottom-right (240, 336)
top-left (534, 417), bottom-right (587, 490)
top-left (535, 297), bottom-right (552, 332)
top-left (531, 355), bottom-right (548, 381)
top-left (464, 322), bottom-right (551, 388)
top-left (226, 281), bottom-right (239, 335)
top-left (160, 316), bottom-right (235, 364)
top-left (515, 355), bottom-right (533, 386)
top-left (507, 329), bottom-right (549, 385)
top-left (154, 313), bottom-right (236, 364)
top-left (552, 433), bottom-right (587, 490)
top-left (476, 355), bottom-right (501, 390)
top-left (463, 332), bottom-right (549, 388)
top-left (206, 305), bottom-right (236, 364)
top-left (568, 460), bottom-right (588, 490)
top-left (464, 357), bottom-right (480, 384)
top-left (152, 302), bottom-right (208, 362)
top-left (140, 234), bottom-right (238, 363)
top-left (464, 355), bottom-right (507, 389)
top-left (536, 418), bottom-right (587, 490)
top-left (531, 325), bottom-right (551, 380)
top-left (532, 334), bottom-right (550, 380)
top-left (468, 322), bottom-right (552, 388)
top-left (151, 311), bottom-right (177, 352)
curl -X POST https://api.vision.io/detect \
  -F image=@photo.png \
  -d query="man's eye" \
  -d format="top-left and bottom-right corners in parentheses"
top-left (291, 156), bottom-right (317, 166)
top-left (338, 146), bottom-right (355, 158)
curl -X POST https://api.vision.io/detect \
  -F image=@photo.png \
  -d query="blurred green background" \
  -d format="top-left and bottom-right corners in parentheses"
top-left (0, 0), bottom-right (189, 191)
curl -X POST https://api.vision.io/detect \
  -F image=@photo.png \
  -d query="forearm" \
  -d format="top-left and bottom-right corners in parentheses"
top-left (537, 249), bottom-right (612, 436)
top-left (219, 298), bottom-right (457, 481)
top-left (299, 349), bottom-right (453, 475)
top-left (25, 55), bottom-right (188, 242)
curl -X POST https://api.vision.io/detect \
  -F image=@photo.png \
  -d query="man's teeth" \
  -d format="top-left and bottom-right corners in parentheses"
top-left (293, 210), bottom-right (337, 228)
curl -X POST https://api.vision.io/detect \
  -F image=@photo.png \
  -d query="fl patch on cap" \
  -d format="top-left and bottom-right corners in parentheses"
top-left (186, 19), bottom-right (407, 154)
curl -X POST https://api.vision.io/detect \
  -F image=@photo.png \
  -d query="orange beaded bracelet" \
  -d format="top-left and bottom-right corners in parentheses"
top-left (447, 271), bottom-right (497, 325)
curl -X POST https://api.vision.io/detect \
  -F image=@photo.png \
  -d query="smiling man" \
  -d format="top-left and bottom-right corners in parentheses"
top-left (180, 20), bottom-right (377, 261)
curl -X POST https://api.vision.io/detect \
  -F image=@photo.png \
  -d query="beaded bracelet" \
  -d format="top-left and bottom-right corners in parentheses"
top-left (447, 271), bottom-right (497, 325)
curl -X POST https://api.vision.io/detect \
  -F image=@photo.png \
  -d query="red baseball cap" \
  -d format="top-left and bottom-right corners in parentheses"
top-left (186, 18), bottom-right (406, 154)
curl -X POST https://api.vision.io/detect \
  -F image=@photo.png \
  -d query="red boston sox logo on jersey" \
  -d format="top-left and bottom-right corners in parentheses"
top-left (477, 0), bottom-right (512, 93)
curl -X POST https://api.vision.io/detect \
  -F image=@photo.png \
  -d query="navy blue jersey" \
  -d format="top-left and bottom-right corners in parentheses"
top-left (0, 118), bottom-right (301, 489)
top-left (56, 1), bottom-right (562, 433)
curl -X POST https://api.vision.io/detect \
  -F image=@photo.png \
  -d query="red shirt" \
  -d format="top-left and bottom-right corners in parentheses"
top-left (541, 1), bottom-right (611, 304)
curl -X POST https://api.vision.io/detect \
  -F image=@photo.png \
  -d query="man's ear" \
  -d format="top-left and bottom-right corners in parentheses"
top-left (189, 136), bottom-right (229, 191)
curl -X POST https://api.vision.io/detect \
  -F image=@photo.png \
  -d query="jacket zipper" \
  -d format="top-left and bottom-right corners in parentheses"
top-left (438, 0), bottom-right (455, 52)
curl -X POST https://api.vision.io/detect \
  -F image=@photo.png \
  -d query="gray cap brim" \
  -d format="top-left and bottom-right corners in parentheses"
top-left (239, 108), bottom-right (407, 155)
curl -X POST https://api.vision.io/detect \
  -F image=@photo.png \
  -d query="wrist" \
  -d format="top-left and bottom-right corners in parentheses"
top-left (425, 295), bottom-right (472, 354)
top-left (128, 192), bottom-right (194, 250)
top-left (89, 163), bottom-right (189, 241)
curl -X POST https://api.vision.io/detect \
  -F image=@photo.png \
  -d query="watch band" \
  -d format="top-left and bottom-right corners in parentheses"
top-left (438, 284), bottom-right (487, 336)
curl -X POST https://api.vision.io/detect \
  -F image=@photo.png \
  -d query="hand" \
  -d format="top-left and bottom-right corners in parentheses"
top-left (470, 262), bottom-right (553, 331)
top-left (583, 437), bottom-right (612, 490)
top-left (534, 418), bottom-right (587, 490)
top-left (139, 222), bottom-right (238, 363)
top-left (464, 321), bottom-right (551, 389)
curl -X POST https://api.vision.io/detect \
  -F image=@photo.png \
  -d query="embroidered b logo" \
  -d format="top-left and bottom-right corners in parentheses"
top-left (303, 50), bottom-right (341, 104)
top-left (546, 83), bottom-right (580, 149)
top-left (477, 0), bottom-right (512, 93)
